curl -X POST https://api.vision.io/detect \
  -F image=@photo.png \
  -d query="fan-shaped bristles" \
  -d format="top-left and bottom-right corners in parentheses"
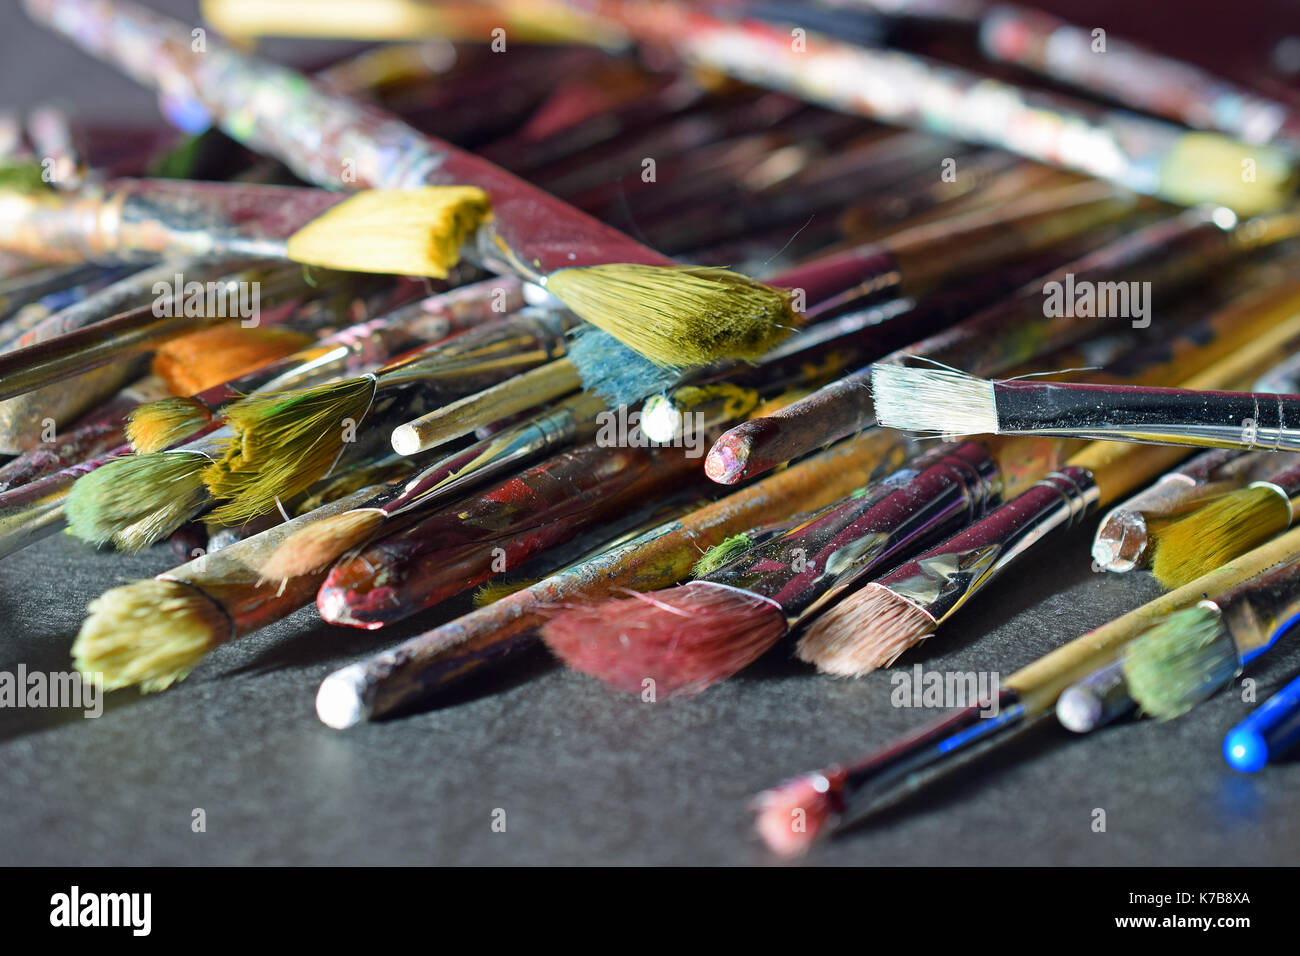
top-left (795, 584), bottom-right (936, 676)
top-left (540, 581), bottom-right (788, 697)
top-left (545, 264), bottom-right (798, 367)
top-left (258, 509), bottom-right (383, 581)
top-left (285, 185), bottom-right (491, 278)
top-left (203, 377), bottom-right (378, 525)
top-left (870, 364), bottom-right (999, 435)
top-left (690, 533), bottom-right (754, 579)
top-left (1122, 605), bottom-right (1236, 719)
top-left (1151, 486), bottom-right (1292, 589)
top-left (752, 772), bottom-right (844, 857)
top-left (473, 578), bottom-right (540, 608)
top-left (125, 397), bottom-right (213, 453)
top-left (151, 323), bottom-right (313, 394)
top-left (73, 579), bottom-right (231, 692)
top-left (65, 451), bottom-right (211, 551)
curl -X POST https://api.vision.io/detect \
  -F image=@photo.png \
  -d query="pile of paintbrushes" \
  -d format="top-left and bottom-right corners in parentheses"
top-left (5, 0), bottom-right (1300, 859)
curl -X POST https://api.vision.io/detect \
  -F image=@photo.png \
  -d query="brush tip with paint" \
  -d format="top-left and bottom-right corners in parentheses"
top-left (1122, 604), bottom-right (1237, 720)
top-left (1151, 484), bottom-right (1292, 589)
top-left (65, 450), bottom-right (211, 552)
top-left (125, 397), bottom-right (213, 453)
top-left (795, 584), bottom-right (935, 677)
top-left (258, 508), bottom-right (383, 581)
top-left (752, 770), bottom-right (844, 857)
top-left (540, 580), bottom-right (787, 698)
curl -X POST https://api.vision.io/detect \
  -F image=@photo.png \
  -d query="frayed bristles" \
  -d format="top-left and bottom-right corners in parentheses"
top-left (125, 397), bottom-right (213, 453)
top-left (545, 264), bottom-right (797, 367)
top-left (1122, 605), bottom-right (1236, 719)
top-left (73, 579), bottom-right (230, 692)
top-left (752, 773), bottom-right (843, 857)
top-left (1151, 486), bottom-right (1291, 589)
top-left (285, 186), bottom-right (490, 278)
top-left (473, 578), bottom-right (540, 608)
top-left (540, 581), bottom-right (787, 697)
top-left (870, 364), bottom-right (999, 435)
top-left (258, 509), bottom-right (382, 581)
top-left (690, 533), bottom-right (754, 578)
top-left (203, 377), bottom-right (377, 525)
top-left (568, 329), bottom-right (681, 408)
top-left (65, 451), bottom-right (210, 552)
top-left (796, 585), bottom-right (936, 676)
top-left (151, 324), bottom-right (313, 394)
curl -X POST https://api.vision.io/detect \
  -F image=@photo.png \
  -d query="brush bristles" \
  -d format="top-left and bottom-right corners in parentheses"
top-left (690, 533), bottom-right (754, 578)
top-left (1122, 605), bottom-right (1236, 719)
top-left (796, 585), bottom-right (936, 676)
top-left (473, 579), bottom-right (539, 608)
top-left (545, 264), bottom-right (797, 367)
top-left (1151, 486), bottom-right (1291, 589)
top-left (567, 329), bottom-right (681, 408)
top-left (1161, 132), bottom-right (1296, 215)
top-left (65, 451), bottom-right (211, 551)
top-left (73, 580), bottom-right (230, 692)
top-left (870, 364), bottom-right (999, 435)
top-left (752, 774), bottom-right (842, 857)
top-left (125, 397), bottom-right (213, 453)
top-left (285, 186), bottom-right (491, 278)
top-left (258, 509), bottom-right (383, 581)
top-left (151, 324), bottom-right (313, 394)
top-left (204, 377), bottom-right (377, 525)
top-left (540, 581), bottom-right (787, 697)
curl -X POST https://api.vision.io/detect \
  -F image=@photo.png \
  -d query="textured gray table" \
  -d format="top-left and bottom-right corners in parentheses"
top-left (2, 2), bottom-right (1297, 867)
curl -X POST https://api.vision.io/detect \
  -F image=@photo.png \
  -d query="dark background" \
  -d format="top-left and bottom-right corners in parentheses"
top-left (1, 1), bottom-right (1298, 865)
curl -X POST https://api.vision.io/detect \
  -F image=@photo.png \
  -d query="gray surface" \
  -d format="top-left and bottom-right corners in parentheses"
top-left (2, 2), bottom-right (1299, 866)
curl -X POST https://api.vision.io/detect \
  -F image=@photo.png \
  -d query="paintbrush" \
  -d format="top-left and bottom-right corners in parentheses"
top-left (797, 311), bottom-right (1300, 676)
top-left (0, 177), bottom-right (491, 278)
top-left (202, 305), bottom-right (577, 524)
top-left (314, 429), bottom-right (915, 727)
top-left (541, 440), bottom-right (1006, 697)
top-left (1151, 458), bottom-right (1300, 589)
top-left (1224, 668), bottom-right (1300, 772)
top-left (71, 483), bottom-right (394, 692)
top-left (512, 0), bottom-right (1296, 212)
top-left (317, 388), bottom-right (756, 629)
top-left (27, 0), bottom-right (798, 370)
top-left (705, 206), bottom-right (1296, 485)
top-left (870, 368), bottom-right (1300, 452)
top-left (1125, 558), bottom-right (1300, 720)
top-left (126, 276), bottom-right (525, 453)
top-left (753, 523), bottom-right (1300, 855)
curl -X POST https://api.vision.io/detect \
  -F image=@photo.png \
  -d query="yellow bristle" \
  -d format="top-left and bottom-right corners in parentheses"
top-left (285, 186), bottom-right (491, 278)
top-left (125, 397), bottom-right (213, 453)
top-left (1151, 485), bottom-right (1292, 589)
top-left (544, 263), bottom-right (798, 367)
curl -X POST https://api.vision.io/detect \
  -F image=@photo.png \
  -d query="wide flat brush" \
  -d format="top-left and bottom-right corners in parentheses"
top-left (314, 430), bottom-right (915, 728)
top-left (753, 524), bottom-right (1300, 856)
top-left (0, 177), bottom-right (491, 278)
top-left (27, 0), bottom-right (799, 369)
top-left (540, 441), bottom-right (1002, 697)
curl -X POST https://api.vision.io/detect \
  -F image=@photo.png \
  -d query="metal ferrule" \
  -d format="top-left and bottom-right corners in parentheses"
top-left (1219, 557), bottom-right (1300, 664)
top-left (887, 466), bottom-right (1100, 625)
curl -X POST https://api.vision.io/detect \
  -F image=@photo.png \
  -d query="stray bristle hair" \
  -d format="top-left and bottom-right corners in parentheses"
top-left (568, 329), bottom-right (681, 408)
top-left (125, 397), bottom-right (213, 453)
top-left (540, 581), bottom-right (787, 697)
top-left (796, 585), bottom-right (935, 676)
top-left (1122, 605), bottom-right (1236, 719)
top-left (285, 186), bottom-right (491, 278)
top-left (73, 579), bottom-right (230, 692)
top-left (752, 774), bottom-right (842, 857)
top-left (151, 324), bottom-right (313, 394)
top-left (204, 377), bottom-right (377, 525)
top-left (870, 364), bottom-right (998, 435)
top-left (473, 578), bottom-right (540, 608)
top-left (258, 509), bottom-right (382, 581)
top-left (690, 533), bottom-right (754, 578)
top-left (65, 451), bottom-right (210, 552)
top-left (1151, 486), bottom-right (1291, 589)
top-left (545, 264), bottom-right (797, 367)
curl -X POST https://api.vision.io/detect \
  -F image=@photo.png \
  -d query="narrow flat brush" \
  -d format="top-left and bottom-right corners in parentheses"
top-left (872, 366), bottom-right (1300, 452)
